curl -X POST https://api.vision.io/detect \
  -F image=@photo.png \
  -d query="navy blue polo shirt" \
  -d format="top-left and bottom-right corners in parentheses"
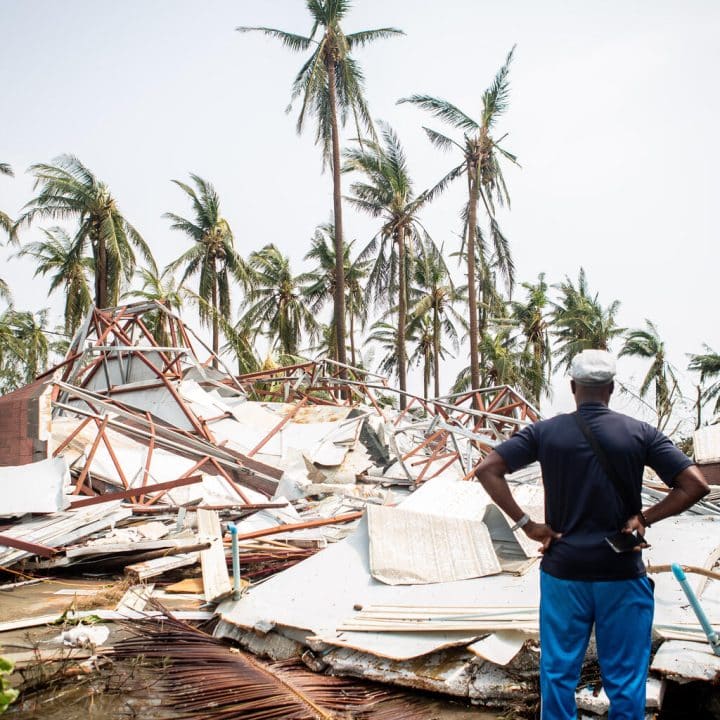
top-left (495, 402), bottom-right (693, 581)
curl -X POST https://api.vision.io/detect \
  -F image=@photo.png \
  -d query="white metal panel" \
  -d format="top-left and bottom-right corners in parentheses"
top-left (651, 640), bottom-right (720, 680)
top-left (367, 504), bottom-right (501, 584)
top-left (0, 457), bottom-right (70, 516)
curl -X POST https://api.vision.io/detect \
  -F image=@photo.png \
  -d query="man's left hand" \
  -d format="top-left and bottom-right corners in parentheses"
top-left (623, 515), bottom-right (650, 551)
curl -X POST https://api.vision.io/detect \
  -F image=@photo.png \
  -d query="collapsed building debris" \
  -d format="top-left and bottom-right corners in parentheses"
top-left (2, 301), bottom-right (720, 718)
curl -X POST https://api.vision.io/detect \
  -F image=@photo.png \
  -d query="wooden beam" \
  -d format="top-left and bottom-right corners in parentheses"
top-left (197, 509), bottom-right (231, 603)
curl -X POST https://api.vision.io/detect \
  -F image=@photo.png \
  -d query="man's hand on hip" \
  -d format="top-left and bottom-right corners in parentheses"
top-left (524, 520), bottom-right (562, 553)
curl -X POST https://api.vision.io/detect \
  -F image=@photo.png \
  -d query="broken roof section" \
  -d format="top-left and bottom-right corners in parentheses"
top-left (0, 300), bottom-right (545, 589)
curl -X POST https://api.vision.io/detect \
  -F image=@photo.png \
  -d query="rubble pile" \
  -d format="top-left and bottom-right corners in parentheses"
top-left (2, 301), bottom-right (720, 719)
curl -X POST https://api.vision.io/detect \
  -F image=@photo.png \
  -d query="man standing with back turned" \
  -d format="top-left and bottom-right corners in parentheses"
top-left (475, 349), bottom-right (709, 720)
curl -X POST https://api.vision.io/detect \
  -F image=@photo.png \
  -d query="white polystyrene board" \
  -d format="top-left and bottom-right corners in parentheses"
top-left (467, 631), bottom-right (528, 665)
top-left (645, 516), bottom-right (720, 627)
top-left (693, 425), bottom-right (720, 464)
top-left (651, 640), bottom-right (720, 681)
top-left (367, 504), bottom-right (501, 585)
top-left (320, 643), bottom-right (477, 696)
top-left (576, 677), bottom-right (664, 713)
top-left (0, 456), bottom-right (70, 516)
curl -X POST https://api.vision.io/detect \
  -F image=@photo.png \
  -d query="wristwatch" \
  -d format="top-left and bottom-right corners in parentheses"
top-left (510, 513), bottom-right (531, 531)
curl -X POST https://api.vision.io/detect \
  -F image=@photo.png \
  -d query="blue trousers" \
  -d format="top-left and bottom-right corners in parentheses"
top-left (539, 570), bottom-right (654, 720)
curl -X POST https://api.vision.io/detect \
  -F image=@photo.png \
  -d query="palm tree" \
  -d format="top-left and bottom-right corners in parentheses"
top-left (551, 268), bottom-right (623, 371)
top-left (16, 227), bottom-right (93, 336)
top-left (364, 320), bottom-right (401, 382)
top-left (299, 223), bottom-right (369, 366)
top-left (409, 239), bottom-right (464, 398)
top-left (165, 175), bottom-right (250, 365)
top-left (688, 347), bottom-right (720, 424)
top-left (240, 244), bottom-right (319, 357)
top-left (452, 327), bottom-right (525, 393)
top-left (122, 266), bottom-right (191, 347)
top-left (221, 317), bottom-right (263, 376)
top-left (344, 122), bottom-right (441, 407)
top-left (510, 273), bottom-right (552, 405)
top-left (620, 320), bottom-right (679, 431)
top-left (0, 162), bottom-right (15, 242)
top-left (0, 308), bottom-right (50, 392)
top-left (17, 155), bottom-right (153, 308)
top-left (238, 3), bottom-right (402, 367)
top-left (400, 47), bottom-right (518, 392)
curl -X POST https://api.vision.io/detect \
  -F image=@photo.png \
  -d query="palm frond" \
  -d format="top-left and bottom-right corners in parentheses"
top-left (236, 26), bottom-right (313, 52)
top-left (398, 94), bottom-right (478, 132)
top-left (345, 27), bottom-right (404, 49)
top-left (114, 613), bottom-right (416, 720)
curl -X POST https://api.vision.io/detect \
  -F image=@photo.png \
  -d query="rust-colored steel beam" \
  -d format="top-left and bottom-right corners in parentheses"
top-left (228, 511), bottom-right (364, 542)
top-left (236, 361), bottom-right (316, 383)
top-left (208, 457), bottom-right (251, 504)
top-left (73, 415), bottom-right (109, 495)
top-left (52, 416), bottom-right (93, 458)
top-left (401, 429), bottom-right (445, 462)
top-left (0, 535), bottom-right (56, 558)
top-left (247, 396), bottom-right (309, 457)
top-left (94, 417), bottom-right (130, 489)
top-left (69, 474), bottom-right (203, 508)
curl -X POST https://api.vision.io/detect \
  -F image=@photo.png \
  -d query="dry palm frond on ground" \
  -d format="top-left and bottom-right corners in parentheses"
top-left (113, 612), bottom-right (427, 720)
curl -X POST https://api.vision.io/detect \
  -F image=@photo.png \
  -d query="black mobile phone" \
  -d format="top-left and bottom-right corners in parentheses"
top-left (605, 531), bottom-right (645, 553)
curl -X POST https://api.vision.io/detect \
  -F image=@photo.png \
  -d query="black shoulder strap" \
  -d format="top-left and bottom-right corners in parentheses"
top-left (573, 411), bottom-right (639, 517)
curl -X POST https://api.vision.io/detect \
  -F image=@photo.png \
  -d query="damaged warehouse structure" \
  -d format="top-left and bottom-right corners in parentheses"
top-left (2, 301), bottom-right (720, 718)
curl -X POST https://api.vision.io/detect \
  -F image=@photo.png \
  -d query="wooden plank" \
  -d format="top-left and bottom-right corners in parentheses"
top-left (197, 509), bottom-right (231, 603)
top-left (115, 583), bottom-right (155, 613)
top-left (0, 608), bottom-right (212, 633)
top-left (165, 577), bottom-right (204, 594)
top-left (4, 647), bottom-right (109, 668)
top-left (124, 552), bottom-right (199, 581)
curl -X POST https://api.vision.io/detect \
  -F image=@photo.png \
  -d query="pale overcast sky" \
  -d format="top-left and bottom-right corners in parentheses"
top-left (1, 0), bottom-right (718, 427)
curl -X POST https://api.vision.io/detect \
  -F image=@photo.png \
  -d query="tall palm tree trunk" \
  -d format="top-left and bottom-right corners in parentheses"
top-left (433, 303), bottom-right (441, 398)
top-left (397, 229), bottom-right (408, 410)
top-left (95, 230), bottom-right (108, 309)
top-left (423, 345), bottom-right (430, 401)
top-left (349, 310), bottom-right (356, 368)
top-left (211, 274), bottom-right (219, 370)
top-left (327, 59), bottom-right (348, 371)
top-left (467, 170), bottom-right (481, 393)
